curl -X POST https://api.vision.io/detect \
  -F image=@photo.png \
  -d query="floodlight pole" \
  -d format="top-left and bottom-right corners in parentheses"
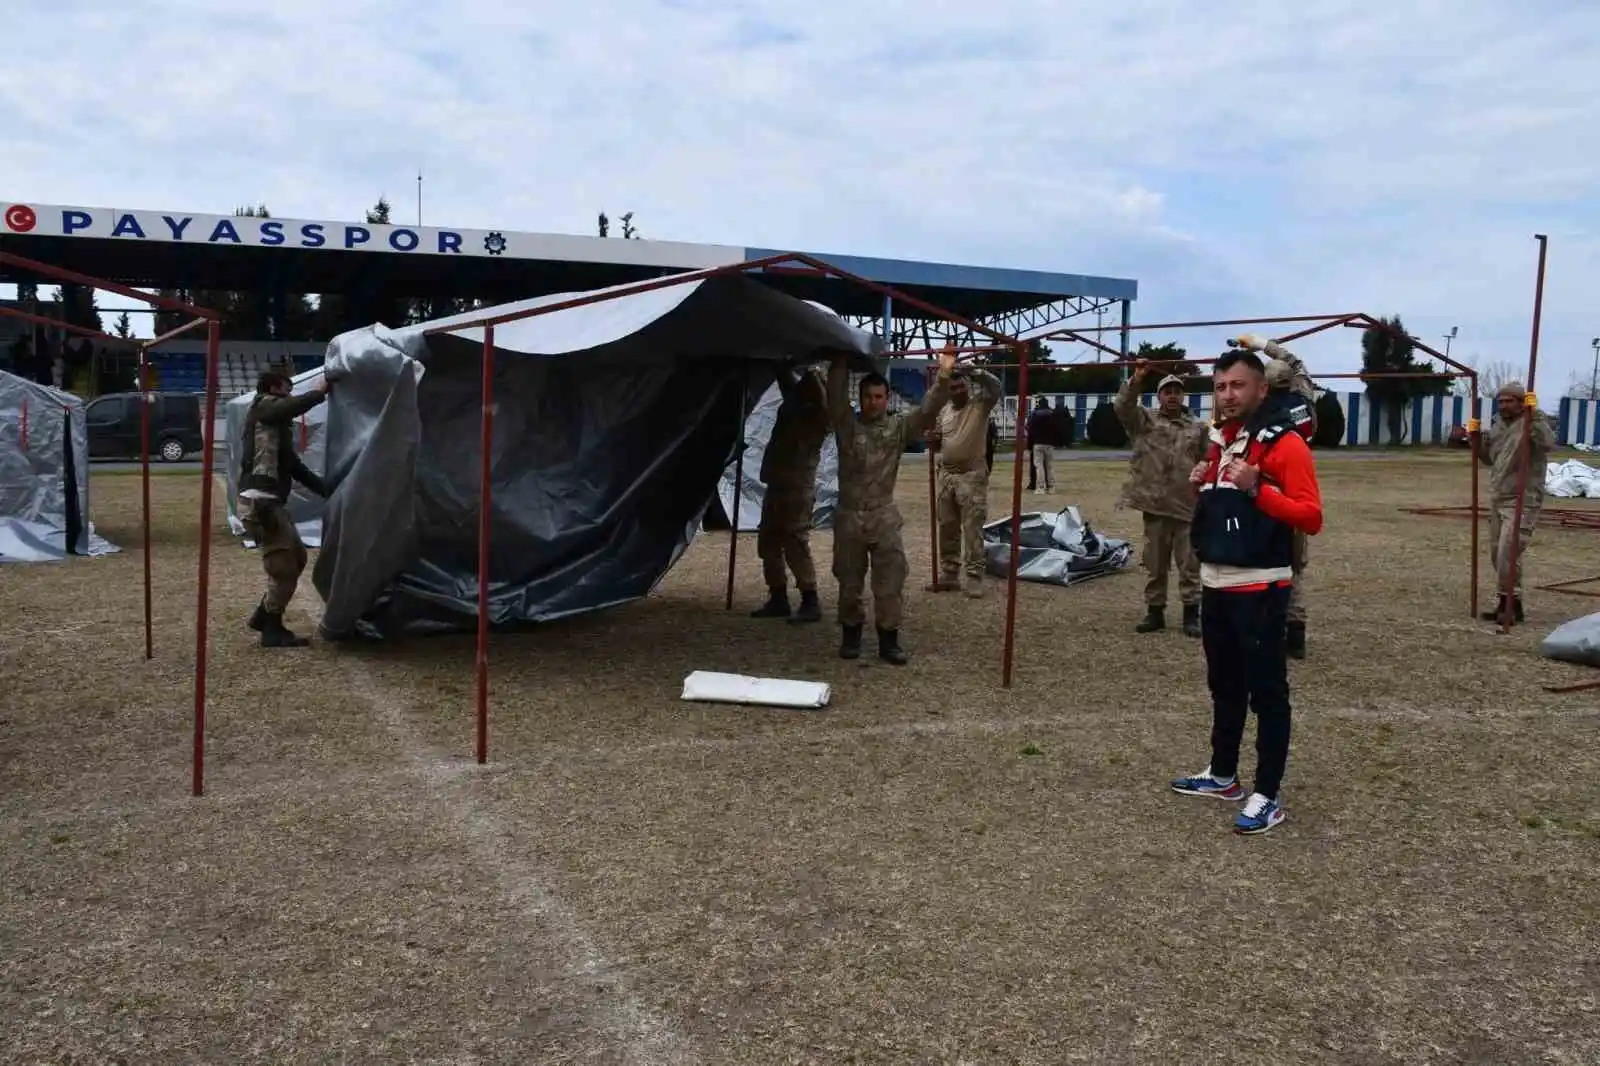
top-left (476, 326), bottom-right (496, 765)
top-left (1499, 234), bottom-right (1549, 632)
top-left (192, 318), bottom-right (222, 797)
top-left (725, 363), bottom-right (747, 611)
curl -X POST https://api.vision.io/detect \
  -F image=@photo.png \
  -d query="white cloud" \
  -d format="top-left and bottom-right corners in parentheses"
top-left (2, 0), bottom-right (1598, 387)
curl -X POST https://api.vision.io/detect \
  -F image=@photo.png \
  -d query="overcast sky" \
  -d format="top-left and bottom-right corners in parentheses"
top-left (4, 0), bottom-right (1598, 390)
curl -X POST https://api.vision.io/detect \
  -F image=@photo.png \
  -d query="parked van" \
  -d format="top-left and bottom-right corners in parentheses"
top-left (85, 391), bottom-right (205, 462)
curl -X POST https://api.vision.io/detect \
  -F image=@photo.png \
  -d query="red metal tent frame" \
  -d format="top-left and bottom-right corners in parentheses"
top-left (899, 313), bottom-right (1486, 622)
top-left (0, 250), bottom-right (222, 794)
top-left (411, 251), bottom-right (1031, 772)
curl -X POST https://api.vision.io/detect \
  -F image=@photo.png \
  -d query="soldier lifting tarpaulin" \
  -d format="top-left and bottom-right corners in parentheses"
top-left (1229, 333), bottom-right (1318, 659)
top-left (827, 346), bottom-right (955, 664)
top-left (749, 366), bottom-right (831, 623)
top-left (926, 364), bottom-right (1002, 597)
top-left (1114, 363), bottom-right (1209, 637)
top-left (238, 369), bottom-right (331, 647)
top-left (1469, 381), bottom-right (1556, 623)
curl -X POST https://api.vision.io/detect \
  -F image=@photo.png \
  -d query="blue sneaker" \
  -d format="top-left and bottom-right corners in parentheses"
top-left (1234, 793), bottom-right (1286, 834)
top-left (1170, 766), bottom-right (1245, 801)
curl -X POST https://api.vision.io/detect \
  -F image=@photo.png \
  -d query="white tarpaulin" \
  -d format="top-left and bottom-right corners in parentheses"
top-left (1540, 612), bottom-right (1600, 668)
top-left (680, 670), bottom-right (831, 709)
top-left (1545, 459), bottom-right (1600, 499)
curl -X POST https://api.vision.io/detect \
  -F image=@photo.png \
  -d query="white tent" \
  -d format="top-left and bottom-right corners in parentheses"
top-left (0, 369), bottom-right (118, 562)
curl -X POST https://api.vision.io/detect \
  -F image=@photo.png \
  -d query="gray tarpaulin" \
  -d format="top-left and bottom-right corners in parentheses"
top-left (224, 366), bottom-right (330, 549)
top-left (0, 369), bottom-right (117, 563)
top-left (982, 506), bottom-right (1131, 585)
top-left (310, 274), bottom-right (880, 639)
top-left (712, 379), bottom-right (840, 532)
top-left (1539, 612), bottom-right (1600, 669)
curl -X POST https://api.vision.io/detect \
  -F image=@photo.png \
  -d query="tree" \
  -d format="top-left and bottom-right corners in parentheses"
top-left (1311, 393), bottom-right (1345, 448)
top-left (112, 312), bottom-right (133, 339)
top-left (597, 212), bottom-right (609, 237)
top-left (1360, 315), bottom-right (1449, 443)
top-left (1454, 356), bottom-right (1522, 399)
top-left (51, 284), bottom-right (102, 333)
top-left (1085, 402), bottom-right (1129, 447)
top-left (620, 212), bottom-right (638, 239)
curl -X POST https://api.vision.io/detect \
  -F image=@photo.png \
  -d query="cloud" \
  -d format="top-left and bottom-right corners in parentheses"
top-left (2, 0), bottom-right (1598, 387)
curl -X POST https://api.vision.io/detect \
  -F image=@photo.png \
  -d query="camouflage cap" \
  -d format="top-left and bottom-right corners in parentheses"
top-left (1156, 373), bottom-right (1184, 391)
top-left (1496, 380), bottom-right (1527, 400)
top-left (1263, 357), bottom-right (1297, 388)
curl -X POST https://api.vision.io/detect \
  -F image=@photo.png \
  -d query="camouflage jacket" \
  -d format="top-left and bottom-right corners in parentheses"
top-left (1113, 377), bottom-right (1209, 521)
top-left (828, 357), bottom-right (951, 513)
top-left (241, 390), bottom-right (329, 503)
top-left (934, 369), bottom-right (1001, 472)
top-left (1481, 413), bottom-right (1556, 503)
top-left (1261, 340), bottom-right (1318, 437)
top-left (760, 368), bottom-right (830, 490)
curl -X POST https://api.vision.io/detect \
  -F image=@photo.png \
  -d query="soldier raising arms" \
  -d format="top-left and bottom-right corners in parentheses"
top-left (749, 366), bottom-right (831, 624)
top-left (826, 345), bottom-right (956, 664)
top-left (1114, 362), bottom-right (1209, 637)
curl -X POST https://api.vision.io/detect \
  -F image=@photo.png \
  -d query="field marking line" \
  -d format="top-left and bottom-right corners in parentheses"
top-left (295, 601), bottom-right (698, 1066)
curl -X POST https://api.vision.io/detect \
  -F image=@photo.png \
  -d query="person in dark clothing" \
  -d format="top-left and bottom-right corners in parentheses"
top-left (1025, 397), bottom-right (1057, 494)
top-left (1169, 350), bottom-right (1323, 835)
top-left (985, 417), bottom-right (998, 473)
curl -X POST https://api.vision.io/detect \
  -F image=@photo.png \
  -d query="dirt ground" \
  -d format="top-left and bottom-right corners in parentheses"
top-left (2, 452), bottom-right (1597, 1065)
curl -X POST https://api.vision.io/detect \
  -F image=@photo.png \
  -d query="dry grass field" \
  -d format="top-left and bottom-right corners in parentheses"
top-left (2, 452), bottom-right (1598, 1065)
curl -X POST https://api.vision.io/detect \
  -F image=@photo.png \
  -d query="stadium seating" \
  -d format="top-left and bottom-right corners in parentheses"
top-left (146, 346), bottom-right (322, 396)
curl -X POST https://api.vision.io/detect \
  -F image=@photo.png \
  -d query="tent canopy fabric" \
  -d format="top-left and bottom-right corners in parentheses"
top-left (0, 369), bottom-right (117, 562)
top-left (310, 273), bottom-right (882, 639)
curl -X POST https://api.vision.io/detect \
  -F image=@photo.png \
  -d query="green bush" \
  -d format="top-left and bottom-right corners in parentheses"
top-left (1311, 392), bottom-right (1345, 448)
top-left (1086, 402), bottom-right (1129, 447)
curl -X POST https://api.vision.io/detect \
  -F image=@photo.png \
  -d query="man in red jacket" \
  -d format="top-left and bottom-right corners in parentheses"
top-left (1169, 349), bottom-right (1323, 834)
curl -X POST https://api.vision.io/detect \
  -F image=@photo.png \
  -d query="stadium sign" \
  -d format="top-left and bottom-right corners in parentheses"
top-left (0, 200), bottom-right (745, 269)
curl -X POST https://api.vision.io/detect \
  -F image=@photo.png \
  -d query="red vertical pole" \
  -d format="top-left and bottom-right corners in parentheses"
top-left (192, 319), bottom-right (221, 797)
top-left (140, 348), bottom-right (153, 660)
top-left (926, 366), bottom-right (939, 587)
top-left (724, 363), bottom-right (747, 611)
top-left (1467, 372), bottom-right (1480, 620)
top-left (1001, 343), bottom-right (1029, 687)
top-left (476, 326), bottom-right (495, 765)
top-left (1499, 234), bottom-right (1548, 632)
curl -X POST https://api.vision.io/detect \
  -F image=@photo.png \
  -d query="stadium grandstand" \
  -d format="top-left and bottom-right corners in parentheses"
top-left (1, 198), bottom-right (1138, 402)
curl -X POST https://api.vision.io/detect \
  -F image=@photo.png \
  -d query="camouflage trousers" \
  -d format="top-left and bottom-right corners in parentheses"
top-left (756, 485), bottom-right (817, 593)
top-left (1288, 530), bottom-right (1308, 624)
top-left (1488, 497), bottom-right (1540, 596)
top-left (238, 495), bottom-right (307, 614)
top-left (832, 504), bottom-right (908, 630)
top-left (1141, 513), bottom-right (1200, 608)
top-left (937, 465), bottom-right (990, 580)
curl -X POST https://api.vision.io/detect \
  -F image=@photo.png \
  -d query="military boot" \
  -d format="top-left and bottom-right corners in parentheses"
top-left (1181, 603), bottom-right (1201, 638)
top-left (925, 572), bottom-right (960, 593)
top-left (750, 589), bottom-right (791, 619)
top-left (964, 574), bottom-right (985, 599)
top-left (839, 623), bottom-right (863, 660)
top-left (788, 589), bottom-right (822, 624)
top-left (247, 598), bottom-right (269, 632)
top-left (1286, 621), bottom-right (1306, 660)
top-left (1481, 596), bottom-right (1525, 623)
top-left (877, 628), bottom-right (909, 666)
top-left (260, 611), bottom-right (311, 648)
top-left (1135, 607), bottom-right (1165, 633)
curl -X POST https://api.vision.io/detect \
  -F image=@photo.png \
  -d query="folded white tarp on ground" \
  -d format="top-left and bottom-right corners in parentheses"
top-left (680, 670), bottom-right (831, 709)
top-left (1545, 460), bottom-right (1600, 499)
top-left (1539, 612), bottom-right (1600, 669)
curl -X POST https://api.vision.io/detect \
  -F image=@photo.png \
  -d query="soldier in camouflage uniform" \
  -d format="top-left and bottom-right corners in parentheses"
top-left (826, 346), bottom-right (956, 664)
top-left (1470, 380), bottom-right (1556, 623)
top-left (926, 365), bottom-right (1002, 597)
top-left (751, 366), bottom-right (831, 624)
top-left (1231, 334), bottom-right (1318, 658)
top-left (238, 369), bottom-right (332, 647)
top-left (1115, 363), bottom-right (1210, 637)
